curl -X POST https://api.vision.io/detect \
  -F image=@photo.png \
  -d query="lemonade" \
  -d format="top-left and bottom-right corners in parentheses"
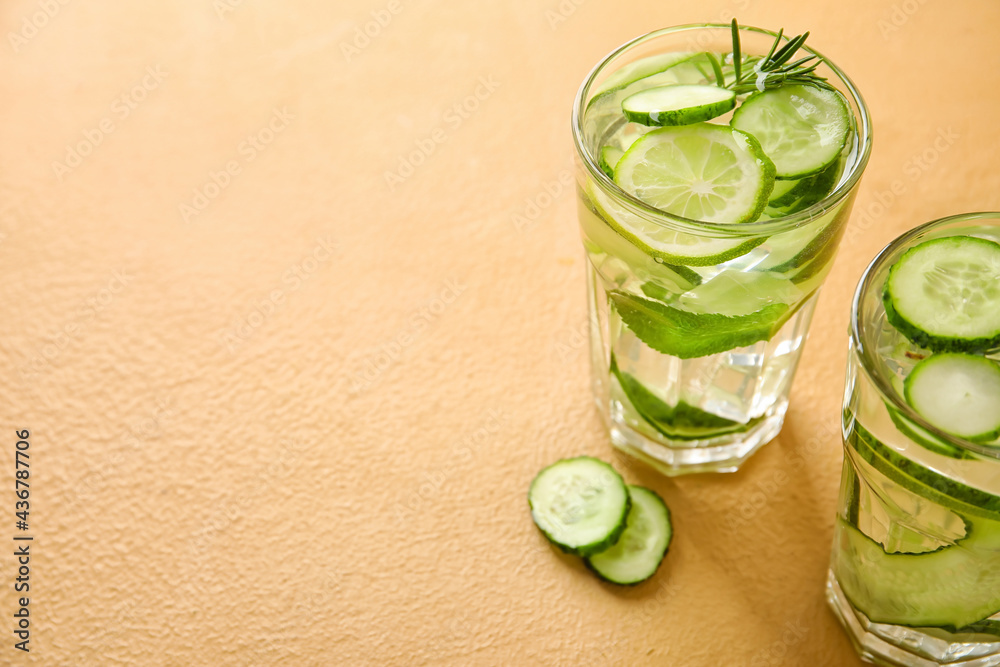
top-left (572, 23), bottom-right (872, 474)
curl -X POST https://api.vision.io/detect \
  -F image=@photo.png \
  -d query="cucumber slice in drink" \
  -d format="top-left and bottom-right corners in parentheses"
top-left (592, 52), bottom-right (698, 97)
top-left (886, 404), bottom-right (976, 459)
top-left (611, 354), bottom-right (758, 439)
top-left (611, 290), bottom-right (790, 359)
top-left (764, 161), bottom-right (841, 217)
top-left (835, 517), bottom-right (1000, 628)
top-left (528, 457), bottom-right (630, 556)
top-left (622, 84), bottom-right (736, 127)
top-left (585, 486), bottom-right (672, 585)
top-left (614, 123), bottom-right (775, 224)
top-left (599, 146), bottom-right (625, 179)
top-left (904, 353), bottom-right (1000, 442)
top-left (848, 418), bottom-right (1000, 520)
top-left (884, 236), bottom-right (1000, 352)
top-left (731, 84), bottom-right (851, 179)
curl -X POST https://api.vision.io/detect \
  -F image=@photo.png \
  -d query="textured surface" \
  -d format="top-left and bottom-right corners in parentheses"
top-left (1, 1), bottom-right (998, 664)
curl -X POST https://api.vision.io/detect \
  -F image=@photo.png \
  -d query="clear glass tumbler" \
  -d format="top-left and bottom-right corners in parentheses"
top-left (571, 24), bottom-right (872, 475)
top-left (827, 212), bottom-right (1000, 666)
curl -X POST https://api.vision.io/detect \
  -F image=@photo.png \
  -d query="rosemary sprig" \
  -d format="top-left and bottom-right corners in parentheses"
top-left (726, 19), bottom-right (833, 94)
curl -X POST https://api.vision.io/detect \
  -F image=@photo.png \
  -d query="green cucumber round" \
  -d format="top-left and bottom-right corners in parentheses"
top-left (528, 457), bottom-right (630, 556)
top-left (904, 353), bottom-right (1000, 442)
top-left (585, 485), bottom-right (672, 585)
top-left (621, 84), bottom-right (736, 126)
top-left (884, 236), bottom-right (1000, 353)
top-left (731, 84), bottom-right (851, 179)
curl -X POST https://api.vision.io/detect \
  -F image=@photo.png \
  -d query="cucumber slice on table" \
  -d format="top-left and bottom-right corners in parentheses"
top-left (528, 457), bottom-right (630, 556)
top-left (614, 122), bottom-right (775, 224)
top-left (884, 236), bottom-right (1000, 352)
top-left (904, 353), bottom-right (1000, 442)
top-left (731, 84), bottom-right (851, 179)
top-left (622, 84), bottom-right (736, 126)
top-left (835, 517), bottom-right (1000, 628)
top-left (585, 485), bottom-right (672, 585)
top-left (598, 146), bottom-right (624, 179)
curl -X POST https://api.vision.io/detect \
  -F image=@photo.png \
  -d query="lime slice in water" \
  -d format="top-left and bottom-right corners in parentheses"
top-left (614, 122), bottom-right (775, 224)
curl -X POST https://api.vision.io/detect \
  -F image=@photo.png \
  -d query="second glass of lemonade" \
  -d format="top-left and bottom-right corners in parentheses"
top-left (572, 24), bottom-right (872, 475)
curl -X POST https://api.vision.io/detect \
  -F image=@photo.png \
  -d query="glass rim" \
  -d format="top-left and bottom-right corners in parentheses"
top-left (571, 23), bottom-right (873, 238)
top-left (850, 211), bottom-right (1000, 460)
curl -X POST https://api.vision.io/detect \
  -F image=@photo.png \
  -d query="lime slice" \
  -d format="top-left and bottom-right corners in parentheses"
top-left (731, 84), bottom-right (851, 179)
top-left (599, 146), bottom-right (624, 179)
top-left (614, 122), bottom-right (775, 224)
top-left (586, 182), bottom-right (765, 266)
top-left (622, 84), bottom-right (736, 126)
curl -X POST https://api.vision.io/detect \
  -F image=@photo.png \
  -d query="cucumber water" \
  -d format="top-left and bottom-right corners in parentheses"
top-left (575, 24), bottom-right (867, 474)
top-left (828, 216), bottom-right (1000, 664)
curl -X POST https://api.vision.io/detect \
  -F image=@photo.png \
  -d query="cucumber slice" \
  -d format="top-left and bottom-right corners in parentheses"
top-left (835, 517), bottom-right (1000, 628)
top-left (614, 123), bottom-right (775, 224)
top-left (731, 84), bottom-right (851, 179)
top-left (884, 236), bottom-right (1000, 352)
top-left (621, 84), bottom-right (736, 127)
top-left (528, 457), bottom-right (630, 556)
top-left (592, 52), bottom-right (698, 97)
top-left (599, 146), bottom-right (625, 179)
top-left (886, 403), bottom-right (976, 459)
top-left (611, 354), bottom-right (758, 439)
top-left (586, 181), bottom-right (766, 266)
top-left (904, 353), bottom-right (1000, 442)
top-left (585, 486), bottom-right (672, 585)
top-left (611, 290), bottom-right (790, 359)
top-left (848, 418), bottom-right (1000, 520)
top-left (764, 161), bottom-right (841, 217)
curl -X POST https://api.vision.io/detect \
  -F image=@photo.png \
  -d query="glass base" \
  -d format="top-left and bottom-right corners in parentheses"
top-left (603, 400), bottom-right (786, 476)
top-left (826, 570), bottom-right (1000, 666)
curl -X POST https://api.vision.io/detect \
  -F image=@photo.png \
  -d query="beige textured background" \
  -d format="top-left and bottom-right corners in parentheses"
top-left (1, 0), bottom-right (998, 665)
